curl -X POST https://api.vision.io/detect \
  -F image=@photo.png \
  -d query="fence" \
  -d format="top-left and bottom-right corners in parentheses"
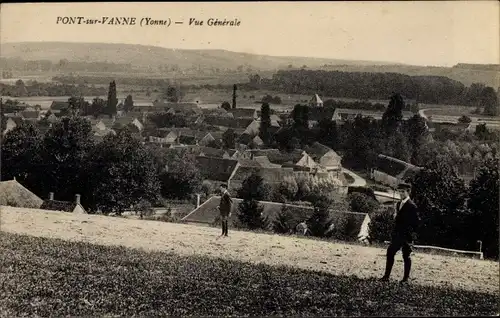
top-left (384, 241), bottom-right (484, 260)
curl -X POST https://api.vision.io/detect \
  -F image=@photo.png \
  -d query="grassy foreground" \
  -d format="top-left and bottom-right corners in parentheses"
top-left (0, 232), bottom-right (497, 317)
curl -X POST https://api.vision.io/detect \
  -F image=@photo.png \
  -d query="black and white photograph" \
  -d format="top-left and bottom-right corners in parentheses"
top-left (0, 1), bottom-right (498, 316)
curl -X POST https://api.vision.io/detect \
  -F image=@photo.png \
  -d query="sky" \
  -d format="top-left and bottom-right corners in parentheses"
top-left (1, 1), bottom-right (499, 67)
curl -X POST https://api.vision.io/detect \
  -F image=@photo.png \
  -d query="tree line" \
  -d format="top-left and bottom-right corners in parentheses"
top-left (0, 80), bottom-right (107, 97)
top-left (265, 70), bottom-right (499, 112)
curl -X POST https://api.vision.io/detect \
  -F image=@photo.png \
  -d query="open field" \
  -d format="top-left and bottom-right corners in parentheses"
top-left (1, 231), bottom-right (498, 317)
top-left (422, 104), bottom-right (500, 120)
top-left (1, 206), bottom-right (498, 295)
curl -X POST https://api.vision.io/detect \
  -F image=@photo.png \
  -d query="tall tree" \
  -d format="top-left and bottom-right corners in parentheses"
top-left (124, 95), bottom-right (134, 112)
top-left (259, 102), bottom-right (271, 145)
top-left (316, 118), bottom-right (338, 150)
top-left (480, 86), bottom-right (499, 116)
top-left (90, 127), bottom-right (160, 214)
top-left (237, 173), bottom-right (271, 201)
top-left (106, 80), bottom-right (118, 117)
top-left (467, 158), bottom-right (499, 259)
top-left (90, 97), bottom-right (106, 118)
top-left (382, 93), bottom-right (405, 133)
top-left (222, 128), bottom-right (237, 149)
top-left (41, 117), bottom-right (95, 202)
top-left (1, 123), bottom-right (43, 192)
top-left (157, 148), bottom-right (202, 199)
top-left (232, 84), bottom-right (237, 109)
top-left (410, 160), bottom-right (470, 250)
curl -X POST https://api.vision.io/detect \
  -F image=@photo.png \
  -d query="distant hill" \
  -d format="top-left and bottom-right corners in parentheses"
top-left (1, 42), bottom-right (498, 87)
top-left (0, 41), bottom-right (402, 71)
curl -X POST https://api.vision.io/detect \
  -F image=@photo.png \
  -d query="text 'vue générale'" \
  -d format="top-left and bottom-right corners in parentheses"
top-left (56, 17), bottom-right (242, 27)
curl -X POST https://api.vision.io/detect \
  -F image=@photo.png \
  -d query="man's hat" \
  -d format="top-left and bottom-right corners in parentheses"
top-left (397, 183), bottom-right (412, 190)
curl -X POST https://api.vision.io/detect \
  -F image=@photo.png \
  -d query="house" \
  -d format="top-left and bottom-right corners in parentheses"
top-left (228, 166), bottom-right (295, 192)
top-left (150, 101), bottom-right (201, 114)
top-left (304, 142), bottom-right (343, 176)
top-left (21, 107), bottom-right (41, 121)
top-left (50, 101), bottom-right (70, 115)
top-left (228, 108), bottom-right (258, 119)
top-left (45, 113), bottom-right (59, 124)
top-left (332, 108), bottom-right (414, 122)
top-left (2, 117), bottom-right (23, 135)
top-left (307, 107), bottom-right (336, 128)
top-left (149, 130), bottom-right (179, 145)
top-left (0, 179), bottom-right (44, 208)
top-left (113, 117), bottom-right (144, 132)
top-left (252, 156), bottom-right (281, 168)
top-left (40, 193), bottom-right (87, 214)
top-left (202, 116), bottom-right (255, 131)
top-left (182, 195), bottom-right (370, 241)
top-left (198, 147), bottom-right (231, 159)
top-left (370, 154), bottom-right (422, 188)
top-left (198, 133), bottom-right (217, 147)
top-left (309, 94), bottom-right (324, 107)
top-left (195, 156), bottom-right (240, 188)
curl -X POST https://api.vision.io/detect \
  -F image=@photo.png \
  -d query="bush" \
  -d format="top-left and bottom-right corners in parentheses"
top-left (237, 199), bottom-right (269, 230)
top-left (307, 196), bottom-right (333, 237)
top-left (275, 176), bottom-right (298, 202)
top-left (348, 193), bottom-right (380, 214)
top-left (368, 208), bottom-right (395, 243)
top-left (272, 204), bottom-right (296, 234)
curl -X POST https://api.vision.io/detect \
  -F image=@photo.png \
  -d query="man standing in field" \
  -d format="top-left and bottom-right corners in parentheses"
top-left (217, 184), bottom-right (233, 237)
top-left (381, 183), bottom-right (420, 284)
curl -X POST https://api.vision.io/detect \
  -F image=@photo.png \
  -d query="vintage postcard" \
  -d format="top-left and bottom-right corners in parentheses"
top-left (0, 1), bottom-right (498, 316)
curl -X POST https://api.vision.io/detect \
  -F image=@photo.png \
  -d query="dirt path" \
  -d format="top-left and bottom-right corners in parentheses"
top-left (1, 206), bottom-right (498, 294)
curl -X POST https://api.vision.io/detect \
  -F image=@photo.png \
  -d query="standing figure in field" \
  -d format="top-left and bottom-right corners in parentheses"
top-left (381, 183), bottom-right (420, 284)
top-left (217, 184), bottom-right (233, 237)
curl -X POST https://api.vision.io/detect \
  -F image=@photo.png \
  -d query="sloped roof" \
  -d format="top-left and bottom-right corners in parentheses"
top-left (203, 116), bottom-right (254, 129)
top-left (198, 147), bottom-right (228, 158)
top-left (182, 196), bottom-right (313, 227)
top-left (195, 156), bottom-right (239, 182)
top-left (333, 108), bottom-right (414, 120)
top-left (304, 142), bottom-right (341, 162)
top-left (40, 200), bottom-right (77, 212)
top-left (237, 158), bottom-right (262, 168)
top-left (311, 94), bottom-right (323, 104)
top-left (178, 135), bottom-right (197, 145)
top-left (308, 107), bottom-right (336, 122)
top-left (230, 166), bottom-right (295, 184)
top-left (253, 156), bottom-right (282, 168)
top-left (375, 154), bottom-right (421, 178)
top-left (228, 108), bottom-right (257, 119)
top-left (21, 110), bottom-right (39, 119)
top-left (0, 180), bottom-right (43, 208)
top-left (183, 196), bottom-right (368, 238)
top-left (201, 108), bottom-right (232, 117)
top-left (50, 101), bottom-right (69, 110)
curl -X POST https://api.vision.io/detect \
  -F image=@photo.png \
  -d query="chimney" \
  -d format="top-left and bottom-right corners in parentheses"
top-left (49, 192), bottom-right (54, 200)
top-left (196, 193), bottom-right (201, 208)
top-left (75, 194), bottom-right (81, 205)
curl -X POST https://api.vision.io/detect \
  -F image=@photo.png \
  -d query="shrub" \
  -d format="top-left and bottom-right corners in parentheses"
top-left (201, 180), bottom-right (214, 198)
top-left (237, 198), bottom-right (269, 230)
top-left (348, 192), bottom-right (380, 214)
top-left (133, 200), bottom-right (154, 219)
top-left (276, 176), bottom-right (298, 202)
top-left (368, 208), bottom-right (395, 243)
top-left (272, 204), bottom-right (296, 234)
top-left (307, 195), bottom-right (333, 237)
